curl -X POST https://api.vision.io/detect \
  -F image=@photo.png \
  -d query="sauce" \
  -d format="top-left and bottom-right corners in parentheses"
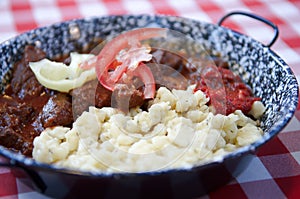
top-left (195, 66), bottom-right (260, 115)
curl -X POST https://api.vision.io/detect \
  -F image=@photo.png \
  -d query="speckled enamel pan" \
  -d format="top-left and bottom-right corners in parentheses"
top-left (0, 13), bottom-right (298, 198)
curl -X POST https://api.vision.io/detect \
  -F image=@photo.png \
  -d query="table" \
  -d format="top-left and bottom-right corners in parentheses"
top-left (0, 0), bottom-right (299, 198)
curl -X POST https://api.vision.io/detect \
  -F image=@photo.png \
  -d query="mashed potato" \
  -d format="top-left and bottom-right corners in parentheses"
top-left (32, 86), bottom-right (264, 173)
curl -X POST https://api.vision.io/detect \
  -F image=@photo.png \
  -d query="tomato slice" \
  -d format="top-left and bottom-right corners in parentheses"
top-left (81, 28), bottom-right (167, 99)
top-left (130, 63), bottom-right (156, 99)
top-left (108, 45), bottom-right (152, 83)
top-left (100, 62), bottom-right (156, 99)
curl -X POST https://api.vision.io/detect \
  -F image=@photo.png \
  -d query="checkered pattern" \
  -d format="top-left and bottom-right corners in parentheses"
top-left (0, 0), bottom-right (299, 198)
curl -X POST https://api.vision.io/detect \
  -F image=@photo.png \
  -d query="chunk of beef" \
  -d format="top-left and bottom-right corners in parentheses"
top-left (0, 96), bottom-right (34, 129)
top-left (9, 45), bottom-right (47, 100)
top-left (0, 126), bottom-right (33, 156)
top-left (111, 84), bottom-right (145, 113)
top-left (71, 79), bottom-right (145, 115)
top-left (71, 79), bottom-right (112, 118)
top-left (149, 49), bottom-right (190, 90)
top-left (95, 81), bottom-right (113, 108)
top-left (0, 96), bottom-right (36, 156)
top-left (39, 93), bottom-right (73, 128)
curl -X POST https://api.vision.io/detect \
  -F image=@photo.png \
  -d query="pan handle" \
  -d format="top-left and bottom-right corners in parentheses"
top-left (218, 11), bottom-right (279, 48)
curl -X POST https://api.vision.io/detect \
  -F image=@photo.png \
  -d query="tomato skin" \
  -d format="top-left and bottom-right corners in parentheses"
top-left (95, 28), bottom-right (166, 85)
top-left (130, 63), bottom-right (156, 99)
top-left (81, 28), bottom-right (167, 99)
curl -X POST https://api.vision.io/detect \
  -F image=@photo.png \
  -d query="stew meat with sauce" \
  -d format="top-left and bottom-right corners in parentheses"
top-left (0, 45), bottom-right (260, 156)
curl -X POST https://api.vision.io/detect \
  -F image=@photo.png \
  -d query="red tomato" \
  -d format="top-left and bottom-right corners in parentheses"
top-left (130, 63), bottom-right (156, 99)
top-left (81, 28), bottom-right (167, 99)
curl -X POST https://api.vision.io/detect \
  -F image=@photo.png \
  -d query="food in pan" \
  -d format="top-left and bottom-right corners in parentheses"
top-left (0, 28), bottom-right (265, 172)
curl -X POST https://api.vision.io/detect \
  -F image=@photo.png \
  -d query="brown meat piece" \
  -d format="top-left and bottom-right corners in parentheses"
top-left (95, 81), bottom-right (113, 108)
top-left (0, 126), bottom-right (33, 156)
top-left (0, 97), bottom-right (34, 128)
top-left (149, 49), bottom-right (190, 90)
top-left (71, 79), bottom-right (145, 115)
top-left (9, 45), bottom-right (47, 100)
top-left (0, 96), bottom-right (36, 156)
top-left (71, 79), bottom-right (112, 118)
top-left (39, 93), bottom-right (73, 128)
top-left (111, 84), bottom-right (145, 113)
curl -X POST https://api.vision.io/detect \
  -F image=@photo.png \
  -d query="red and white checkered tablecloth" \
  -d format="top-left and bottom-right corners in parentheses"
top-left (0, 0), bottom-right (300, 198)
